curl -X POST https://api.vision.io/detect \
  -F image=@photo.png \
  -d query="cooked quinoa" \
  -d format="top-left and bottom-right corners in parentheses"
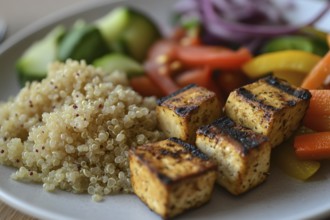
top-left (0, 60), bottom-right (163, 201)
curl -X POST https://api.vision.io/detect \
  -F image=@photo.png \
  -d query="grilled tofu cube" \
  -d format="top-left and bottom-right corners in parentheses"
top-left (196, 117), bottom-right (271, 195)
top-left (156, 84), bottom-right (222, 144)
top-left (225, 75), bottom-right (311, 147)
top-left (129, 137), bottom-right (217, 219)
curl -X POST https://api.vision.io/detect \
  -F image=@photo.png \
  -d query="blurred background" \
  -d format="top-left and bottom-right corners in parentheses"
top-left (0, 0), bottom-right (101, 41)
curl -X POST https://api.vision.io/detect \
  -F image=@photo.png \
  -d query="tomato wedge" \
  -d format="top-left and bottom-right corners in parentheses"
top-left (130, 75), bottom-right (163, 97)
top-left (175, 66), bottom-right (212, 88)
top-left (170, 27), bottom-right (201, 46)
top-left (216, 70), bottom-right (249, 97)
top-left (176, 46), bottom-right (252, 69)
top-left (143, 40), bottom-right (181, 96)
top-left (147, 40), bottom-right (178, 61)
top-left (144, 61), bottom-right (180, 96)
top-left (175, 66), bottom-right (224, 106)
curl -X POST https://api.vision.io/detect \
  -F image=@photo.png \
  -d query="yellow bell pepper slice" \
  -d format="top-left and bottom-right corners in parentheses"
top-left (272, 141), bottom-right (320, 181)
top-left (272, 127), bottom-right (320, 181)
top-left (272, 70), bottom-right (306, 86)
top-left (243, 50), bottom-right (322, 79)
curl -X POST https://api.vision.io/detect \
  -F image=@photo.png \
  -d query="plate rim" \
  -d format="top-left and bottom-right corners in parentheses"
top-left (0, 171), bottom-right (73, 220)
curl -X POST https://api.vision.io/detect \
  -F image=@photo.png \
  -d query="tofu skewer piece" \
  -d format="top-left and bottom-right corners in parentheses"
top-left (156, 84), bottom-right (222, 144)
top-left (129, 137), bottom-right (217, 219)
top-left (225, 75), bottom-right (311, 147)
top-left (196, 116), bottom-right (271, 195)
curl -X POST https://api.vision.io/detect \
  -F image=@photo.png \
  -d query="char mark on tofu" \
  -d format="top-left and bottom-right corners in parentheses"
top-left (156, 84), bottom-right (222, 143)
top-left (130, 138), bottom-right (216, 185)
top-left (195, 116), bottom-right (271, 195)
top-left (264, 75), bottom-right (311, 100)
top-left (236, 87), bottom-right (277, 112)
top-left (225, 75), bottom-right (311, 147)
top-left (168, 137), bottom-right (210, 161)
top-left (157, 84), bottom-right (197, 106)
top-left (198, 117), bottom-right (268, 155)
top-left (129, 138), bottom-right (217, 218)
top-left (175, 105), bottom-right (199, 117)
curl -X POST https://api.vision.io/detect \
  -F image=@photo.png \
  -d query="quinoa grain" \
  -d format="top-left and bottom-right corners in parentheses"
top-left (0, 60), bottom-right (163, 201)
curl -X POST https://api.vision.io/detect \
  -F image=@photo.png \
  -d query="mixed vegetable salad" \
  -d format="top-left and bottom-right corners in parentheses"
top-left (16, 0), bottom-right (330, 181)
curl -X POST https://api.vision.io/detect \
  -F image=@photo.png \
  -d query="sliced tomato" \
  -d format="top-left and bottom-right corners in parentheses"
top-left (170, 27), bottom-right (186, 42)
top-left (216, 70), bottom-right (249, 97)
top-left (141, 40), bottom-right (251, 98)
top-left (130, 75), bottom-right (163, 97)
top-left (176, 46), bottom-right (252, 69)
top-left (147, 40), bottom-right (178, 60)
top-left (145, 40), bottom-right (184, 77)
top-left (144, 61), bottom-right (180, 96)
top-left (175, 66), bottom-right (224, 106)
top-left (143, 40), bottom-right (183, 96)
top-left (170, 27), bottom-right (201, 46)
top-left (175, 66), bottom-right (212, 88)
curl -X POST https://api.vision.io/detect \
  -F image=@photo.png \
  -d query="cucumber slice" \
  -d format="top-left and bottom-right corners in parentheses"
top-left (58, 25), bottom-right (110, 64)
top-left (121, 10), bottom-right (161, 62)
top-left (16, 25), bottom-right (65, 86)
top-left (95, 7), bottom-right (131, 50)
top-left (262, 36), bottom-right (328, 56)
top-left (110, 37), bottom-right (129, 54)
top-left (93, 53), bottom-right (144, 77)
top-left (95, 7), bottom-right (161, 61)
top-left (309, 39), bottom-right (328, 56)
top-left (263, 36), bottom-right (314, 53)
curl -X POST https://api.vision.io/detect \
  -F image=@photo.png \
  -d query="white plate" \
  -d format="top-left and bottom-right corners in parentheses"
top-left (0, 0), bottom-right (330, 219)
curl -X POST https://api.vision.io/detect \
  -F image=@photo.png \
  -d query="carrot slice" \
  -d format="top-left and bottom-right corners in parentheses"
top-left (301, 50), bottom-right (330, 89)
top-left (303, 90), bottom-right (330, 131)
top-left (294, 132), bottom-right (330, 160)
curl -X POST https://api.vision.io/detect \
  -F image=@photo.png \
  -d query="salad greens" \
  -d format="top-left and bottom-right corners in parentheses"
top-left (16, 6), bottom-right (161, 86)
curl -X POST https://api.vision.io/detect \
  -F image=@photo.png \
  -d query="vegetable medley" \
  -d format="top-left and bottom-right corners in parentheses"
top-left (16, 0), bottom-right (330, 181)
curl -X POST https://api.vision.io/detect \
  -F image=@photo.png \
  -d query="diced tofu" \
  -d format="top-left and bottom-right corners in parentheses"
top-left (129, 137), bottom-right (217, 219)
top-left (196, 116), bottom-right (271, 195)
top-left (225, 75), bottom-right (311, 147)
top-left (156, 84), bottom-right (222, 144)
